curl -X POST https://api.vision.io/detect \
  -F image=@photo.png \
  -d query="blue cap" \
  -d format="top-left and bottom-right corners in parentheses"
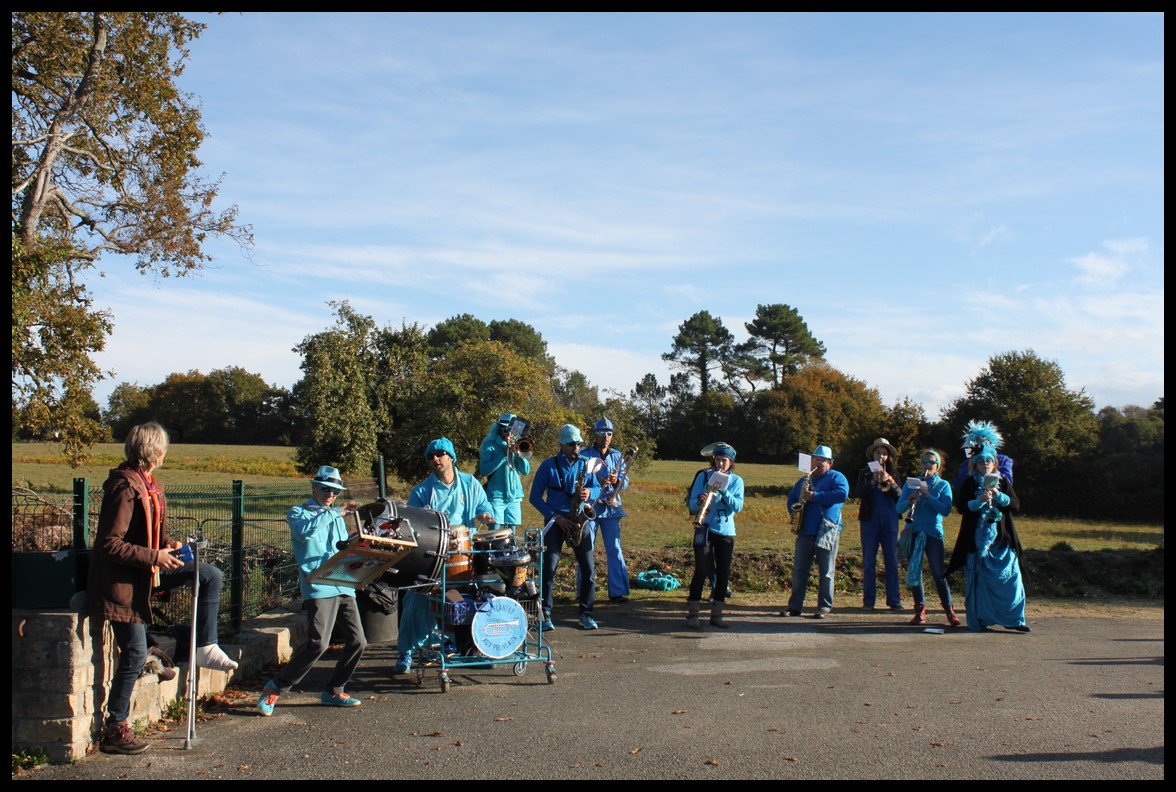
top-left (558, 424), bottom-right (584, 445)
top-left (425, 437), bottom-right (457, 464)
top-left (497, 412), bottom-right (515, 427)
top-left (311, 465), bottom-right (346, 490)
top-left (811, 445), bottom-right (833, 461)
top-left (712, 443), bottom-right (736, 460)
top-left (594, 417), bottom-right (614, 433)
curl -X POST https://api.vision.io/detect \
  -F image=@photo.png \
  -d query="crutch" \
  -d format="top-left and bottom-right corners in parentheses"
top-left (183, 534), bottom-right (209, 750)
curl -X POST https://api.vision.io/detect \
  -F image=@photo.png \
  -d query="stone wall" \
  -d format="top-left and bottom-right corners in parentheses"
top-left (11, 603), bottom-right (306, 764)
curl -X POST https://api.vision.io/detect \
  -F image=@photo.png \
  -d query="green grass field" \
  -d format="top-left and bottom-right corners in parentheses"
top-left (12, 442), bottom-right (1163, 555)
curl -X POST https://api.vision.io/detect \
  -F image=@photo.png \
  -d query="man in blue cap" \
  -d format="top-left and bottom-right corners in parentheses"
top-left (479, 413), bottom-right (532, 529)
top-left (393, 438), bottom-right (495, 675)
top-left (781, 445), bottom-right (849, 619)
top-left (529, 424), bottom-right (602, 631)
top-left (258, 466), bottom-right (367, 715)
top-left (581, 417), bottom-right (632, 603)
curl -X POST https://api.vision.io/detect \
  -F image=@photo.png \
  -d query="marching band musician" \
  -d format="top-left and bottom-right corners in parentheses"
top-left (479, 412), bottom-right (532, 530)
top-left (528, 424), bottom-right (602, 632)
top-left (685, 443), bottom-right (744, 629)
top-left (896, 449), bottom-right (960, 627)
top-left (780, 445), bottom-right (849, 619)
top-left (393, 438), bottom-right (495, 675)
top-left (258, 465), bottom-right (366, 716)
top-left (854, 438), bottom-right (904, 612)
top-left (581, 417), bottom-right (632, 603)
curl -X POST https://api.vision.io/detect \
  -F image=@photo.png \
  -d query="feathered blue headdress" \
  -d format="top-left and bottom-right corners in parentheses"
top-left (961, 420), bottom-right (1003, 451)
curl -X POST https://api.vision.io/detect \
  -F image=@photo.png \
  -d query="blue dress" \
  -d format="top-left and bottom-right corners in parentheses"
top-left (948, 474), bottom-right (1027, 631)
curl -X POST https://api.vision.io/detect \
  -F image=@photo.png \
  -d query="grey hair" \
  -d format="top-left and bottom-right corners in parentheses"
top-left (124, 422), bottom-right (169, 471)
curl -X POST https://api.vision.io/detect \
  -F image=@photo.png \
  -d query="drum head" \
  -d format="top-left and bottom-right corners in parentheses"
top-left (470, 596), bottom-right (528, 659)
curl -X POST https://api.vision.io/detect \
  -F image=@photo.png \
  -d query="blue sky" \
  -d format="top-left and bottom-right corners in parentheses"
top-left (88, 12), bottom-right (1164, 421)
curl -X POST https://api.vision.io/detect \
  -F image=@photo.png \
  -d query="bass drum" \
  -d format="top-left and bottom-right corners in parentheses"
top-left (359, 499), bottom-right (452, 588)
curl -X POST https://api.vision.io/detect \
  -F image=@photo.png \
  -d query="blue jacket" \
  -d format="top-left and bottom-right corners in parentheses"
top-left (896, 474), bottom-right (953, 539)
top-left (529, 453), bottom-right (602, 523)
top-left (287, 499), bottom-right (356, 601)
top-left (479, 422), bottom-right (531, 504)
top-left (582, 445), bottom-right (628, 519)
top-left (788, 469), bottom-right (850, 536)
top-left (688, 467), bottom-right (744, 537)
top-left (408, 472), bottom-right (494, 530)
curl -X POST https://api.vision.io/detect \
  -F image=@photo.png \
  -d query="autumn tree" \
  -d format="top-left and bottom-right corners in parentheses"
top-left (662, 311), bottom-right (735, 396)
top-left (12, 12), bottom-right (251, 462)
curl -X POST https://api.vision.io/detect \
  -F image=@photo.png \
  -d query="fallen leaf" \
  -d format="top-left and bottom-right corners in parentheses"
top-left (672, 710), bottom-right (687, 715)
top-left (595, 762), bottom-right (606, 767)
top-left (705, 759), bottom-right (719, 766)
top-left (453, 741), bottom-right (464, 746)
top-left (930, 742), bottom-right (947, 747)
top-left (1025, 716), bottom-right (1041, 721)
top-left (569, 763), bottom-right (582, 768)
top-left (783, 756), bottom-right (799, 763)
top-left (238, 764), bottom-right (250, 771)
top-left (863, 702), bottom-right (873, 706)
top-left (496, 717), bottom-right (513, 722)
top-left (630, 748), bottom-right (642, 755)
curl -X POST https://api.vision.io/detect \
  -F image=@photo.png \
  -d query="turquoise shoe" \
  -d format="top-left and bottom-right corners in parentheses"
top-left (320, 691), bottom-right (361, 707)
top-left (257, 682), bottom-right (280, 717)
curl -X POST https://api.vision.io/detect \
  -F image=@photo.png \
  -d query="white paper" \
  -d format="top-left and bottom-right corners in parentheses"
top-left (708, 470), bottom-right (730, 491)
top-left (905, 477), bottom-right (924, 491)
top-left (798, 453), bottom-right (812, 473)
top-left (867, 460), bottom-right (883, 473)
top-left (923, 628), bottom-right (945, 634)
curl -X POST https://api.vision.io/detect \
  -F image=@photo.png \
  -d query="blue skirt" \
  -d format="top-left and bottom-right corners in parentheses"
top-left (965, 519), bottom-right (1027, 630)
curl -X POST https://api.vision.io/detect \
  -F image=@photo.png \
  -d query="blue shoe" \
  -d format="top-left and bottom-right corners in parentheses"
top-left (539, 617), bottom-right (555, 632)
top-left (578, 614), bottom-right (598, 630)
top-left (393, 655), bottom-right (412, 674)
top-left (257, 681), bottom-right (279, 717)
top-left (320, 691), bottom-right (361, 708)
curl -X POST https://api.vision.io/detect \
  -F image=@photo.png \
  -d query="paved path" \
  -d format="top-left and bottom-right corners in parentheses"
top-left (17, 601), bottom-right (1164, 780)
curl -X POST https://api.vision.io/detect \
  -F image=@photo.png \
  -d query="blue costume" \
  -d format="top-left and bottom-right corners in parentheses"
top-left (529, 437), bottom-right (602, 629)
top-left (395, 439), bottom-right (494, 672)
top-left (896, 463), bottom-right (956, 621)
top-left (479, 413), bottom-right (531, 527)
top-left (948, 456), bottom-right (1028, 632)
top-left (854, 460), bottom-right (901, 610)
top-left (582, 429), bottom-right (631, 600)
top-left (785, 448), bottom-right (850, 616)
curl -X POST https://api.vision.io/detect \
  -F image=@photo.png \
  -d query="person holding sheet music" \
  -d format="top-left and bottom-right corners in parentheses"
top-left (780, 445), bottom-right (849, 619)
top-left (854, 438), bottom-right (904, 612)
top-left (684, 443), bottom-right (745, 629)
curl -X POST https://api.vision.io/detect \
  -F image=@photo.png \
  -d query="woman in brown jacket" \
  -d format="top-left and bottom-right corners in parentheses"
top-left (87, 422), bottom-right (235, 754)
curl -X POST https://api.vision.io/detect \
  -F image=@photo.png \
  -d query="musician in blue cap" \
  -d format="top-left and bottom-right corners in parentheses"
top-left (393, 438), bottom-right (495, 675)
top-left (581, 417), bottom-right (632, 603)
top-left (780, 445), bottom-right (849, 619)
top-left (479, 413), bottom-right (532, 529)
top-left (685, 442), bottom-right (744, 629)
top-left (529, 424), bottom-right (602, 631)
top-left (258, 465), bottom-right (366, 716)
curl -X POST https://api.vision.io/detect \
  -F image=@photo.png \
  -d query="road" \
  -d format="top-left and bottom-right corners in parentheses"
top-left (16, 599), bottom-right (1164, 780)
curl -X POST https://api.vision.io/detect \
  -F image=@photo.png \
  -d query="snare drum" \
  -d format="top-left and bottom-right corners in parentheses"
top-left (472, 529), bottom-right (516, 576)
top-left (446, 526), bottom-right (473, 582)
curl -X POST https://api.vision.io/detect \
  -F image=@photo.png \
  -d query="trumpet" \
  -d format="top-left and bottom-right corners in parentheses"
top-left (603, 444), bottom-right (638, 508)
top-left (789, 470), bottom-right (812, 534)
top-left (512, 437), bottom-right (533, 456)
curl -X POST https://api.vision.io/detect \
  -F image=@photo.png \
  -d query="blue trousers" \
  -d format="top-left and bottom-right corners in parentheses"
top-left (542, 520), bottom-right (596, 617)
top-left (592, 517), bottom-right (630, 598)
top-left (859, 516), bottom-right (900, 608)
top-left (106, 621), bottom-right (148, 723)
top-left (910, 535), bottom-right (953, 609)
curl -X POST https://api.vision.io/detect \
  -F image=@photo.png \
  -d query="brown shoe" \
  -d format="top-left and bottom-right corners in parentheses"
top-left (100, 720), bottom-right (148, 755)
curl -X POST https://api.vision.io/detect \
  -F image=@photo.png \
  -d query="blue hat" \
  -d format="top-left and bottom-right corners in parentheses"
top-left (425, 437), bottom-right (457, 464)
top-left (497, 412), bottom-right (515, 427)
top-left (711, 443), bottom-right (736, 460)
top-left (311, 465), bottom-right (346, 491)
top-left (558, 424), bottom-right (584, 445)
top-left (593, 417), bottom-right (614, 433)
top-left (974, 446), bottom-right (997, 462)
top-left (811, 445), bottom-right (834, 460)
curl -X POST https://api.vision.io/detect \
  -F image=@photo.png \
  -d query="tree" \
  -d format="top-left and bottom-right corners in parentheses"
top-left (630, 373), bottom-right (668, 437)
top-left (488, 318), bottom-right (553, 370)
top-left (662, 310), bottom-right (734, 396)
top-left (551, 367), bottom-right (600, 420)
top-left (12, 12), bottom-right (251, 460)
top-left (102, 382), bottom-right (153, 441)
top-left (743, 303), bottom-right (826, 387)
top-left (427, 313), bottom-right (490, 358)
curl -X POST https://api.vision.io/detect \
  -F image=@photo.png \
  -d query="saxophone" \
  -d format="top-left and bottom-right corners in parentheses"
top-left (789, 471), bottom-right (812, 534)
top-left (565, 456), bottom-right (597, 547)
top-left (603, 445), bottom-right (639, 508)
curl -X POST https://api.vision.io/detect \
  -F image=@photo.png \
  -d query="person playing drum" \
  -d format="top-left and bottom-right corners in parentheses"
top-left (393, 438), bottom-right (495, 675)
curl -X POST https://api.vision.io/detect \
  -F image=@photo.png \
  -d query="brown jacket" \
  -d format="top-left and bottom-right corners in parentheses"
top-left (87, 465), bottom-right (175, 624)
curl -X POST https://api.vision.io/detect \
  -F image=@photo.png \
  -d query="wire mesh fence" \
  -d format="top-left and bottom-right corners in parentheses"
top-left (12, 479), bottom-right (383, 634)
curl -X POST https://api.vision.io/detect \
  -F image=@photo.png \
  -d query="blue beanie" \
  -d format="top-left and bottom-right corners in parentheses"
top-left (425, 437), bottom-right (457, 465)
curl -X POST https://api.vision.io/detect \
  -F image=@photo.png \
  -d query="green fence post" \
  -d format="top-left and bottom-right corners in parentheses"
top-left (72, 477), bottom-right (89, 549)
top-left (372, 455), bottom-right (387, 500)
top-left (231, 480), bottom-right (245, 632)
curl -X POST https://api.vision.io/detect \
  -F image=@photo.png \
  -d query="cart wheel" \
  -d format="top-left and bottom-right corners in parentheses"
top-left (545, 664), bottom-right (557, 684)
top-left (513, 662), bottom-right (526, 677)
top-left (439, 672), bottom-right (451, 693)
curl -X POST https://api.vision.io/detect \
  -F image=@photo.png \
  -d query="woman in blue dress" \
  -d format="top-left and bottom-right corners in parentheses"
top-left (947, 446), bottom-right (1029, 632)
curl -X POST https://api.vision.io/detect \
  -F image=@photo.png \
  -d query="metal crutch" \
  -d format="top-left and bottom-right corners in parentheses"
top-left (183, 534), bottom-right (209, 750)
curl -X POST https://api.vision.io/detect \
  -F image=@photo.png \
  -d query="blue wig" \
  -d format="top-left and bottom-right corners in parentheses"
top-left (961, 420), bottom-right (1003, 451)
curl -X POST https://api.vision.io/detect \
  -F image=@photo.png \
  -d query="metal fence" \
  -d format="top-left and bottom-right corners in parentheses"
top-left (12, 478), bottom-right (383, 635)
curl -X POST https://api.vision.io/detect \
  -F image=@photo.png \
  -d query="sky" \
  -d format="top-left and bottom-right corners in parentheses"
top-left (85, 12), bottom-right (1164, 422)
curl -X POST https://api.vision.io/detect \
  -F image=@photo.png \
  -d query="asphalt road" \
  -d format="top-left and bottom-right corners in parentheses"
top-left (16, 600), bottom-right (1164, 780)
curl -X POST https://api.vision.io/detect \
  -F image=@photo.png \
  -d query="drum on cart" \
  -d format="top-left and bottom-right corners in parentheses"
top-left (358, 499), bottom-right (453, 588)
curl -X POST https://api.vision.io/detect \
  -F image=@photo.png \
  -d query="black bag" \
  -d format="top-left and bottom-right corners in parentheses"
top-left (360, 580), bottom-right (398, 615)
top-left (147, 623), bottom-right (191, 662)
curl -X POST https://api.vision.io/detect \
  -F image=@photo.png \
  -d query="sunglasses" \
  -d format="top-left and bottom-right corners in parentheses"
top-left (563, 441), bottom-right (582, 446)
top-left (318, 485), bottom-right (340, 495)
top-left (428, 451), bottom-right (449, 459)
top-left (920, 458), bottom-right (939, 465)
top-left (596, 431), bottom-right (613, 437)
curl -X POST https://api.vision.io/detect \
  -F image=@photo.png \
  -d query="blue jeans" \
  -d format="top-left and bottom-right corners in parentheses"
top-left (910, 535), bottom-right (953, 609)
top-left (860, 516), bottom-right (900, 608)
top-left (107, 621), bottom-right (148, 723)
top-left (542, 519), bottom-right (596, 616)
top-left (156, 559), bottom-right (224, 647)
top-left (788, 532), bottom-right (840, 612)
top-left (593, 517), bottom-right (629, 598)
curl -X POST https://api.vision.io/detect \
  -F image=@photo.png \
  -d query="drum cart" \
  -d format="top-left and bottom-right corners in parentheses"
top-left (415, 525), bottom-right (555, 693)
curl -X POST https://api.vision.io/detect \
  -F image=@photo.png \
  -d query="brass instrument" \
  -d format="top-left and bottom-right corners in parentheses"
top-left (505, 417), bottom-right (532, 458)
top-left (565, 456), bottom-right (599, 546)
top-left (515, 438), bottom-right (533, 455)
top-left (693, 470), bottom-right (730, 529)
top-left (603, 444), bottom-right (638, 508)
top-left (789, 470), bottom-right (812, 534)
